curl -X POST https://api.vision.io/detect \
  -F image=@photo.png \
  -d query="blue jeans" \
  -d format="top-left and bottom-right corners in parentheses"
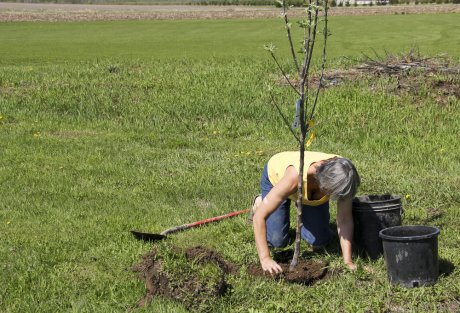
top-left (261, 164), bottom-right (331, 248)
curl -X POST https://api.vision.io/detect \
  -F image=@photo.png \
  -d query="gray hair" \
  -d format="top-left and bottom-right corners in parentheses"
top-left (316, 157), bottom-right (361, 201)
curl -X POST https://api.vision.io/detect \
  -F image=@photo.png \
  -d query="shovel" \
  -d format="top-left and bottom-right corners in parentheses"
top-left (131, 208), bottom-right (250, 242)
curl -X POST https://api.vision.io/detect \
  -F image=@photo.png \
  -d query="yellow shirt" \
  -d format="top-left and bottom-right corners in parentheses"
top-left (267, 151), bottom-right (339, 206)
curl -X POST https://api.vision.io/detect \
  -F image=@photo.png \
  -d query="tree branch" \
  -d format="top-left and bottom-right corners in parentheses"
top-left (282, 0), bottom-right (300, 76)
top-left (303, 0), bottom-right (320, 82)
top-left (310, 0), bottom-right (329, 121)
top-left (301, 0), bottom-right (313, 81)
top-left (269, 93), bottom-right (300, 143)
top-left (270, 52), bottom-right (301, 96)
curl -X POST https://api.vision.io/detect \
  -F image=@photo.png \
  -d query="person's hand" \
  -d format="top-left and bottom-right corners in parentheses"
top-left (345, 261), bottom-right (357, 271)
top-left (260, 257), bottom-right (283, 274)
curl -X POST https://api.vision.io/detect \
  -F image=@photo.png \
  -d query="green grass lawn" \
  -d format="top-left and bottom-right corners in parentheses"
top-left (0, 14), bottom-right (459, 64)
top-left (1, 13), bottom-right (460, 312)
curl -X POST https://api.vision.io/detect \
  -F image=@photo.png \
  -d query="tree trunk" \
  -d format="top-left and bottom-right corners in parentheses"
top-left (290, 94), bottom-right (306, 271)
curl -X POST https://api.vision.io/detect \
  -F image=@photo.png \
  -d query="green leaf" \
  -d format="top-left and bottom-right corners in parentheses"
top-left (297, 19), bottom-right (309, 28)
top-left (263, 43), bottom-right (277, 53)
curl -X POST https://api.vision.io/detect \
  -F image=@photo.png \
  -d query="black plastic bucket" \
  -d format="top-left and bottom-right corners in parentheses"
top-left (379, 225), bottom-right (440, 287)
top-left (352, 194), bottom-right (402, 260)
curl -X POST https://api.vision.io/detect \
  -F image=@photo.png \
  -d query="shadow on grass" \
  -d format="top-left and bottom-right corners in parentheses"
top-left (439, 258), bottom-right (455, 277)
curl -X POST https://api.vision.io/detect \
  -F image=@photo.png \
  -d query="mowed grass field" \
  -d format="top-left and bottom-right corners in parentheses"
top-left (0, 14), bottom-right (459, 63)
top-left (1, 13), bottom-right (459, 312)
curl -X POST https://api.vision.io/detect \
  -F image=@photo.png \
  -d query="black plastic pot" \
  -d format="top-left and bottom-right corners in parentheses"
top-left (380, 225), bottom-right (440, 287)
top-left (352, 194), bottom-right (402, 260)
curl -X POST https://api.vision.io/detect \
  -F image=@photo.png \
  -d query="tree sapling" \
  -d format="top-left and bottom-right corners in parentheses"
top-left (266, 0), bottom-right (330, 271)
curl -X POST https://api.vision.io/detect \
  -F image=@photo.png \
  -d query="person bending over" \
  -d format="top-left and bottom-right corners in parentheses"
top-left (250, 151), bottom-right (360, 274)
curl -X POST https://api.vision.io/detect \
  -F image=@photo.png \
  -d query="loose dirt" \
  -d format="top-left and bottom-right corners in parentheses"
top-left (0, 3), bottom-right (459, 22)
top-left (185, 246), bottom-right (240, 275)
top-left (132, 245), bottom-right (328, 310)
top-left (132, 245), bottom-right (238, 310)
top-left (247, 259), bottom-right (328, 284)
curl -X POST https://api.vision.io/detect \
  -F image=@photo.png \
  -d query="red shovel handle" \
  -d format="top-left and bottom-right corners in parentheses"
top-left (160, 209), bottom-right (250, 236)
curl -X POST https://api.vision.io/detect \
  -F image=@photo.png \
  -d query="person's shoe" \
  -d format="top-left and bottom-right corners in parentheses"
top-left (247, 194), bottom-right (262, 224)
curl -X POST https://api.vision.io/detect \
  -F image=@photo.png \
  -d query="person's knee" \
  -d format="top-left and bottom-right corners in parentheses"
top-left (301, 227), bottom-right (331, 247)
top-left (267, 230), bottom-right (289, 248)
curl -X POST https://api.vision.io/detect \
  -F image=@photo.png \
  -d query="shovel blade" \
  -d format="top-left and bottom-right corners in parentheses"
top-left (131, 230), bottom-right (166, 242)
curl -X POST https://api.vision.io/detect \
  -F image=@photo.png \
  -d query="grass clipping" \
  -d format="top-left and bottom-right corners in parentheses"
top-left (132, 244), bottom-right (239, 310)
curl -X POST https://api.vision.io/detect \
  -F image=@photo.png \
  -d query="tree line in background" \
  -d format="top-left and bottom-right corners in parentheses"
top-left (184, 0), bottom-right (460, 4)
top-left (189, 0), bottom-right (459, 6)
top-left (330, 0), bottom-right (460, 6)
top-left (6, 0), bottom-right (460, 5)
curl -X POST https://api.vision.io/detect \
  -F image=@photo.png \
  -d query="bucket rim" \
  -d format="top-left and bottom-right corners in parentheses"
top-left (379, 225), bottom-right (440, 241)
top-left (352, 203), bottom-right (402, 212)
top-left (353, 194), bottom-right (401, 205)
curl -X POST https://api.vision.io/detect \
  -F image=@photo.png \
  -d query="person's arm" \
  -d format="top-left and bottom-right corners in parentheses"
top-left (253, 166), bottom-right (298, 274)
top-left (336, 198), bottom-right (356, 270)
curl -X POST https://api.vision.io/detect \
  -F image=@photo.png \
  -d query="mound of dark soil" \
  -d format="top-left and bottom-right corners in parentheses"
top-left (132, 245), bottom-right (239, 310)
top-left (247, 259), bottom-right (328, 285)
top-left (185, 246), bottom-right (239, 275)
top-left (132, 245), bottom-right (329, 310)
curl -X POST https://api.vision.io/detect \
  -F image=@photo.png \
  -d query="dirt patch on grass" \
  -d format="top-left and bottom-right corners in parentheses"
top-left (356, 52), bottom-right (460, 106)
top-left (132, 245), bottom-right (238, 310)
top-left (185, 246), bottom-right (240, 275)
top-left (132, 245), bottom-right (328, 309)
top-left (279, 51), bottom-right (459, 106)
top-left (1, 3), bottom-right (459, 22)
top-left (247, 259), bottom-right (328, 284)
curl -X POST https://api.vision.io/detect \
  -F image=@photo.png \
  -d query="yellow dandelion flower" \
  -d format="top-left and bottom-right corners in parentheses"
top-left (405, 194), bottom-right (411, 200)
top-left (306, 131), bottom-right (316, 147)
